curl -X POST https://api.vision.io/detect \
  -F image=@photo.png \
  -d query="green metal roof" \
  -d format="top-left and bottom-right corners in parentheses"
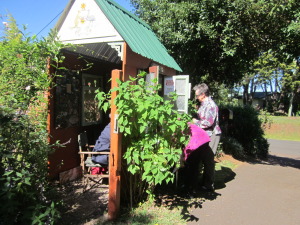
top-left (95, 0), bottom-right (182, 72)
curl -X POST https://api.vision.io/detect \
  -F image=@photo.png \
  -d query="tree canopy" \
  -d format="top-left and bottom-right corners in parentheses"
top-left (131, 0), bottom-right (300, 87)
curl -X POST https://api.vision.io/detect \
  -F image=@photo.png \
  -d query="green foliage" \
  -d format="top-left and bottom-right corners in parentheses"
top-left (258, 109), bottom-right (273, 131)
top-left (96, 72), bottom-right (191, 202)
top-left (132, 0), bottom-right (300, 114)
top-left (219, 105), bottom-right (269, 158)
top-left (132, 0), bottom-right (300, 86)
top-left (212, 83), bottom-right (239, 106)
top-left (252, 51), bottom-right (300, 115)
top-left (0, 15), bottom-right (66, 224)
top-left (221, 136), bottom-right (245, 159)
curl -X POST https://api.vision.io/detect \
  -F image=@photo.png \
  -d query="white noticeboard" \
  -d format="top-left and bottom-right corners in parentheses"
top-left (164, 77), bottom-right (175, 96)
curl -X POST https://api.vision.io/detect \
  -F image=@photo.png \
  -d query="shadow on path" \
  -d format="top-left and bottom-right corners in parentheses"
top-left (154, 187), bottom-right (221, 223)
top-left (154, 166), bottom-right (236, 222)
top-left (246, 154), bottom-right (300, 170)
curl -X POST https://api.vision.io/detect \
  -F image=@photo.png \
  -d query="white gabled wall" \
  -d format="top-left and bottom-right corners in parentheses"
top-left (58, 0), bottom-right (123, 44)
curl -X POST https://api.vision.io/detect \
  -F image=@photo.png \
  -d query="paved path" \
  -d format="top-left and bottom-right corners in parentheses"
top-left (188, 139), bottom-right (300, 225)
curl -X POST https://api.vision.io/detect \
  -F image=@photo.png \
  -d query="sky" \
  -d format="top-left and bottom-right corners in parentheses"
top-left (0, 0), bottom-right (133, 38)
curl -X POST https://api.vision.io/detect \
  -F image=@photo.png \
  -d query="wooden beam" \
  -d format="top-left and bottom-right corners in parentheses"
top-left (108, 69), bottom-right (122, 220)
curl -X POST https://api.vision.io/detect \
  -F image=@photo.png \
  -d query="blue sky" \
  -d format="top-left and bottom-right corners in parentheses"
top-left (0, 0), bottom-right (133, 38)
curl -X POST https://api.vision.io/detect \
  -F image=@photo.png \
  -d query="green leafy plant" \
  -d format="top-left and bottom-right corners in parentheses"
top-left (0, 15), bottom-right (67, 224)
top-left (96, 72), bottom-right (191, 204)
top-left (219, 105), bottom-right (269, 158)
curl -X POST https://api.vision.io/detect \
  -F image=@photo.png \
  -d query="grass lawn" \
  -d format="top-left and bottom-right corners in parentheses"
top-left (264, 116), bottom-right (300, 141)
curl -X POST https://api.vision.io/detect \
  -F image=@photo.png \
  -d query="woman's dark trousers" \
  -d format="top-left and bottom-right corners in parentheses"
top-left (183, 143), bottom-right (215, 190)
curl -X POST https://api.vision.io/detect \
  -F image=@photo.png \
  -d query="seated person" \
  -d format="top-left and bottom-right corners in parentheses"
top-left (91, 123), bottom-right (110, 171)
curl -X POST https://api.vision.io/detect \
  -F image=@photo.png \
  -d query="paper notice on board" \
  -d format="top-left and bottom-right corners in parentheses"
top-left (164, 77), bottom-right (175, 96)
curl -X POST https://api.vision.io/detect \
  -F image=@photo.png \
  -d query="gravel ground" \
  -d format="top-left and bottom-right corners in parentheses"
top-left (55, 178), bottom-right (109, 225)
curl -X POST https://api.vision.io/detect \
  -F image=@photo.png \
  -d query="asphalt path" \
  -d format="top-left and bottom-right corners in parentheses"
top-left (188, 139), bottom-right (300, 225)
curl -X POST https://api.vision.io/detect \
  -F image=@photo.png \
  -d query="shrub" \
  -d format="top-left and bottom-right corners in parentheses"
top-left (221, 136), bottom-right (245, 159)
top-left (0, 110), bottom-right (60, 225)
top-left (0, 15), bottom-right (66, 224)
top-left (219, 105), bottom-right (269, 158)
top-left (96, 72), bottom-right (191, 205)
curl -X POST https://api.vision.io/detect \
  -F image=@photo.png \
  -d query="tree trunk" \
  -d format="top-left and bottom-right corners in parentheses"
top-left (249, 78), bottom-right (254, 106)
top-left (288, 92), bottom-right (294, 117)
top-left (269, 79), bottom-right (273, 93)
top-left (264, 82), bottom-right (268, 109)
top-left (274, 71), bottom-right (281, 102)
top-left (243, 83), bottom-right (249, 105)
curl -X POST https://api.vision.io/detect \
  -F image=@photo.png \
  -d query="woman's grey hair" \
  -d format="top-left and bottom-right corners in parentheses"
top-left (193, 83), bottom-right (210, 96)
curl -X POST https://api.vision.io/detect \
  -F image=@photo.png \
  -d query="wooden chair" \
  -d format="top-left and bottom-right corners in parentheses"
top-left (78, 131), bottom-right (109, 189)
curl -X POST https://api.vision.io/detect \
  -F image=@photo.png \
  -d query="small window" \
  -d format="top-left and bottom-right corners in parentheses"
top-left (163, 75), bottom-right (190, 114)
top-left (82, 73), bottom-right (102, 126)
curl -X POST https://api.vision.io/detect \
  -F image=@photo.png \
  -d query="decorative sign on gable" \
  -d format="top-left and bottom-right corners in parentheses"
top-left (58, 0), bottom-right (124, 44)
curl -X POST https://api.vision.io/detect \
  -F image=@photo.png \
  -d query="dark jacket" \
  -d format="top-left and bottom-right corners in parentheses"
top-left (92, 123), bottom-right (110, 166)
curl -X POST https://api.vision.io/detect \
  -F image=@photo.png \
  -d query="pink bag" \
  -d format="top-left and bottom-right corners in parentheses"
top-left (183, 123), bottom-right (210, 160)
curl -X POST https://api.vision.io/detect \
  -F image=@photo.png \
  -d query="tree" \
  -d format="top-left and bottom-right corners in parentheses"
top-left (0, 15), bottom-right (66, 224)
top-left (240, 50), bottom-right (299, 115)
top-left (131, 0), bottom-right (300, 88)
top-left (281, 59), bottom-right (300, 116)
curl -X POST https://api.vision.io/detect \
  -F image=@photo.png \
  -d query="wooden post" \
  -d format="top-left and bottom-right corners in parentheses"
top-left (149, 65), bottom-right (159, 80)
top-left (46, 57), bottom-right (54, 138)
top-left (46, 58), bottom-right (55, 175)
top-left (108, 69), bottom-right (123, 220)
